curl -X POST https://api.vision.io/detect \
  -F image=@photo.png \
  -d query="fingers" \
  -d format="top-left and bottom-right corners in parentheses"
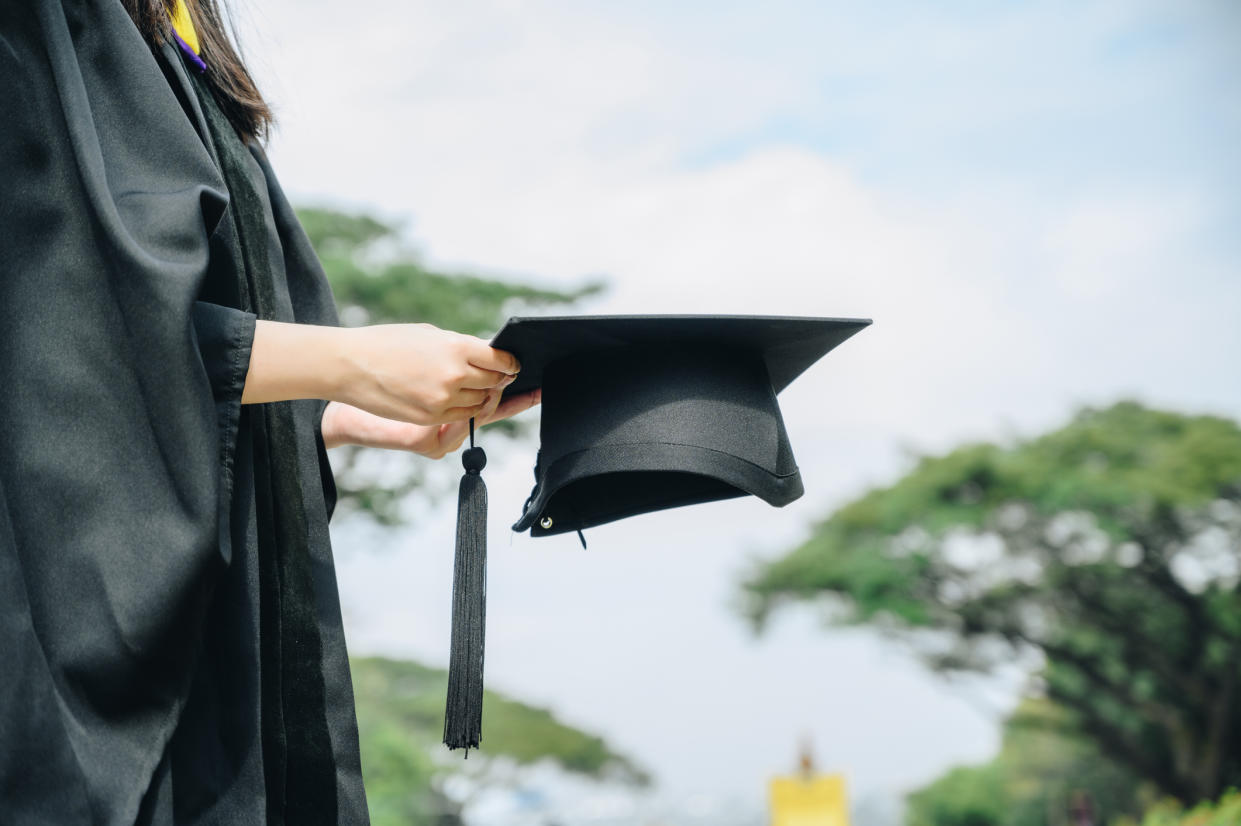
top-left (478, 375), bottom-right (518, 421)
top-left (438, 383), bottom-right (506, 423)
top-left (429, 392), bottom-right (499, 451)
top-left (480, 388), bottom-right (541, 425)
top-left (463, 337), bottom-right (521, 376)
top-left (438, 404), bottom-right (488, 424)
top-left (421, 385), bottom-right (539, 459)
top-left (428, 376), bottom-right (514, 425)
top-left (425, 421), bottom-right (469, 459)
top-left (448, 387), bottom-right (490, 409)
top-left (459, 363), bottom-right (511, 390)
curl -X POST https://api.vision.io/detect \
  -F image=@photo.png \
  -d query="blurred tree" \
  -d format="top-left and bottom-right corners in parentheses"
top-left (742, 402), bottom-right (1241, 804)
top-left (351, 656), bottom-right (648, 826)
top-left (905, 700), bottom-right (1144, 826)
top-left (297, 206), bottom-right (604, 522)
top-left (1135, 789), bottom-right (1241, 826)
top-left (906, 761), bottom-right (1006, 826)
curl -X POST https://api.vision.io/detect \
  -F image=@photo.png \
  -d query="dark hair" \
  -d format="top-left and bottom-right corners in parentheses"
top-left (123, 0), bottom-right (273, 142)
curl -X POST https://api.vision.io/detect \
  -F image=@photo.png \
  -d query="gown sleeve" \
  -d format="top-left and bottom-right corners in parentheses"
top-left (191, 300), bottom-right (258, 482)
top-left (192, 302), bottom-right (258, 405)
top-left (0, 0), bottom-right (255, 820)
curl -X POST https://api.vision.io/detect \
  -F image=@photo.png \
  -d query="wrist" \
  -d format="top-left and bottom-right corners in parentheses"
top-left (243, 321), bottom-right (355, 405)
top-left (321, 325), bottom-right (361, 404)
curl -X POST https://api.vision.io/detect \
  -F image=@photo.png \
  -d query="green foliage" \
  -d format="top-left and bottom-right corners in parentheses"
top-left (351, 656), bottom-right (647, 824)
top-left (906, 763), bottom-right (1006, 826)
top-left (1135, 790), bottom-right (1241, 826)
top-left (297, 206), bottom-right (603, 336)
top-left (906, 701), bottom-right (1144, 826)
top-left (743, 402), bottom-right (1241, 803)
top-left (297, 208), bottom-right (393, 254)
top-left (296, 206), bottom-right (603, 522)
top-left (356, 724), bottom-right (452, 826)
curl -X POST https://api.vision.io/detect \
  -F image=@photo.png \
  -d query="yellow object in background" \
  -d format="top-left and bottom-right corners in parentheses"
top-left (769, 773), bottom-right (850, 826)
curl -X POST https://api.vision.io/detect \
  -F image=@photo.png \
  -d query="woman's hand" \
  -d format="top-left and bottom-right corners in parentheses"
top-left (320, 387), bottom-right (542, 458)
top-left (242, 321), bottom-right (523, 427)
top-left (333, 323), bottom-right (522, 425)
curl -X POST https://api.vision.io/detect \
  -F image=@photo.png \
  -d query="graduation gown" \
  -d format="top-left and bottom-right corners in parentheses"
top-left (0, 0), bottom-right (369, 822)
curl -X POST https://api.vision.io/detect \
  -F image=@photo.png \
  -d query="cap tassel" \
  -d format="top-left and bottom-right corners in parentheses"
top-left (444, 418), bottom-right (487, 754)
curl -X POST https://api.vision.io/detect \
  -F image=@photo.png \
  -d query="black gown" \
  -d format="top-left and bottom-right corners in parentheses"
top-left (0, 1), bottom-right (369, 822)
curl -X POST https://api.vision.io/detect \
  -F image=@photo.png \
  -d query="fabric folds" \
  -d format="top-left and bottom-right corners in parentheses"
top-left (0, 0), bottom-right (367, 822)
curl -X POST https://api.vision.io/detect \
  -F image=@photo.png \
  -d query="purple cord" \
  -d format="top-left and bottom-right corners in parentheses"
top-left (173, 30), bottom-right (207, 74)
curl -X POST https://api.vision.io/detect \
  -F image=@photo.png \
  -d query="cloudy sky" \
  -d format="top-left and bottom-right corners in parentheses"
top-left (243, 0), bottom-right (1240, 820)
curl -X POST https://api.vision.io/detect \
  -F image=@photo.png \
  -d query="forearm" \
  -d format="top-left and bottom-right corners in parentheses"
top-left (249, 317), bottom-right (542, 455)
top-left (239, 320), bottom-right (522, 432)
top-left (240, 320), bottom-right (350, 405)
top-left (320, 401), bottom-right (418, 450)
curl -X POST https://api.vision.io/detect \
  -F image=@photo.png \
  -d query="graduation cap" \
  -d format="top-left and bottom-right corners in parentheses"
top-left (443, 314), bottom-right (870, 753)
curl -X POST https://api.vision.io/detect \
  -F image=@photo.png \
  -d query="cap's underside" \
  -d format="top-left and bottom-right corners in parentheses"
top-left (513, 442), bottom-right (805, 535)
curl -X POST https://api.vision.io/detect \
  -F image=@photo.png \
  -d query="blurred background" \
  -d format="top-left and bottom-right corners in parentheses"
top-left (244, 1), bottom-right (1240, 823)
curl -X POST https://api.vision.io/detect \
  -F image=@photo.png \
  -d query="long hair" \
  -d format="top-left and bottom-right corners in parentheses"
top-left (122, 0), bottom-right (272, 143)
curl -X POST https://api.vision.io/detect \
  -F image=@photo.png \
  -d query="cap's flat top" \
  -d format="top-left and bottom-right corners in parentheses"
top-left (491, 314), bottom-right (871, 396)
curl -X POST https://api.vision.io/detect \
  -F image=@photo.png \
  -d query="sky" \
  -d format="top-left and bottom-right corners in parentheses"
top-left (241, 0), bottom-right (1241, 821)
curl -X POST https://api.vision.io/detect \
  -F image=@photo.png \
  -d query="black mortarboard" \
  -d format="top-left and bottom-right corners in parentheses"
top-left (443, 314), bottom-right (870, 753)
top-left (494, 315), bottom-right (870, 538)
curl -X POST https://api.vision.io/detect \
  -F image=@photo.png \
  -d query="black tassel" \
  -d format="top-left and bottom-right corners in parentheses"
top-left (444, 419), bottom-right (488, 754)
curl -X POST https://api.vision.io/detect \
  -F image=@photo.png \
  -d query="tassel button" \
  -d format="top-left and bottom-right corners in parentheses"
top-left (462, 446), bottom-right (487, 474)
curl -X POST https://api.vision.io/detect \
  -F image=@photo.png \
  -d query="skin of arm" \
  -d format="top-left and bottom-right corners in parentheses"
top-left (241, 319), bottom-right (540, 458)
